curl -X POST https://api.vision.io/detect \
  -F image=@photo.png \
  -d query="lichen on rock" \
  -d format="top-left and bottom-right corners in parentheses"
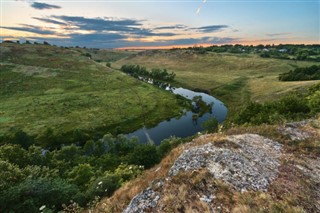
top-left (169, 134), bottom-right (282, 191)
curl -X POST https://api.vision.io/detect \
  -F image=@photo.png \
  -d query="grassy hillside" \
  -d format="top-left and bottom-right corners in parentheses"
top-left (114, 50), bottom-right (320, 112)
top-left (0, 43), bottom-right (187, 146)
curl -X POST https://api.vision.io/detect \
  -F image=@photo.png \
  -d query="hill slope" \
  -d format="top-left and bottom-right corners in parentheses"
top-left (114, 50), bottom-right (320, 111)
top-left (0, 43), bottom-right (186, 146)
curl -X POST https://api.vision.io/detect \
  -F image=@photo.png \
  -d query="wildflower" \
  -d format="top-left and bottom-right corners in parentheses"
top-left (39, 205), bottom-right (46, 211)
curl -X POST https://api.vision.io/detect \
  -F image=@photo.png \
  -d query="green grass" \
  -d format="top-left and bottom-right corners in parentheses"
top-left (0, 43), bottom-right (187, 144)
top-left (114, 50), bottom-right (320, 114)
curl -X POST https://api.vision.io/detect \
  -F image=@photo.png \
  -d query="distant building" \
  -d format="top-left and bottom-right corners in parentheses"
top-left (278, 49), bottom-right (288, 53)
top-left (262, 48), bottom-right (269, 52)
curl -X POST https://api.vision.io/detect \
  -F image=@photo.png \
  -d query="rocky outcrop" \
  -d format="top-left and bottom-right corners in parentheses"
top-left (169, 134), bottom-right (282, 192)
top-left (123, 134), bottom-right (283, 212)
top-left (122, 120), bottom-right (319, 213)
top-left (123, 187), bottom-right (160, 213)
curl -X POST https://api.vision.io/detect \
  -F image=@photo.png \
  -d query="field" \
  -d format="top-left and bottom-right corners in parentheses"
top-left (114, 50), bottom-right (320, 113)
top-left (0, 43), bottom-right (186, 145)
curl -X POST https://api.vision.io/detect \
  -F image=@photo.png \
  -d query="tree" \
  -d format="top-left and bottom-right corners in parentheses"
top-left (10, 129), bottom-right (34, 149)
top-left (0, 144), bottom-right (29, 167)
top-left (68, 163), bottom-right (94, 188)
top-left (202, 117), bottom-right (219, 133)
top-left (0, 177), bottom-right (81, 213)
top-left (0, 160), bottom-right (23, 190)
top-left (128, 145), bottom-right (159, 169)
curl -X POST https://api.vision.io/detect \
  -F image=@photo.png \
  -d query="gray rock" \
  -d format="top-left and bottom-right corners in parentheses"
top-left (123, 134), bottom-right (286, 212)
top-left (169, 134), bottom-right (282, 191)
top-left (279, 121), bottom-right (312, 141)
top-left (123, 187), bottom-right (160, 213)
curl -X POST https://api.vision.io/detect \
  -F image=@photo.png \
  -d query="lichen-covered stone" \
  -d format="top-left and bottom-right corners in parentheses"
top-left (169, 134), bottom-right (282, 191)
top-left (278, 121), bottom-right (312, 141)
top-left (123, 187), bottom-right (160, 213)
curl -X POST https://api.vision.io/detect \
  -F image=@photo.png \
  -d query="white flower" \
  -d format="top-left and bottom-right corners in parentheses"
top-left (98, 181), bottom-right (103, 185)
top-left (39, 205), bottom-right (46, 211)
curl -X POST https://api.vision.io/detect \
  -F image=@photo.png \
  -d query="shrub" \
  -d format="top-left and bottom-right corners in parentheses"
top-left (0, 178), bottom-right (81, 213)
top-left (128, 144), bottom-right (160, 169)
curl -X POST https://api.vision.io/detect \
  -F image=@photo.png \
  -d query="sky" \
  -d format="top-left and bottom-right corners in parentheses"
top-left (1, 0), bottom-right (319, 48)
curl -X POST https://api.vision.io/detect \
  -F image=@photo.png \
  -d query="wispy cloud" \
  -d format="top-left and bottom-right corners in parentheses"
top-left (196, 0), bottom-right (207, 15)
top-left (192, 25), bottom-right (229, 33)
top-left (266, 32), bottom-right (293, 37)
top-left (154, 24), bottom-right (187, 30)
top-left (31, 2), bottom-right (61, 10)
top-left (2, 24), bottom-right (56, 35)
top-left (33, 17), bottom-right (67, 25)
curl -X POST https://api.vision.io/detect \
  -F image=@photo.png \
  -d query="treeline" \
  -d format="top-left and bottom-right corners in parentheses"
top-left (174, 44), bottom-right (320, 62)
top-left (0, 134), bottom-right (183, 212)
top-left (279, 65), bottom-right (320, 81)
top-left (232, 83), bottom-right (320, 125)
top-left (121, 65), bottom-right (176, 82)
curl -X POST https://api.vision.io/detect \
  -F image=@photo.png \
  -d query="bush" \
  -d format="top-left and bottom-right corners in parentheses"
top-left (86, 173), bottom-right (121, 200)
top-left (0, 178), bottom-right (81, 213)
top-left (157, 136), bottom-right (181, 157)
top-left (308, 91), bottom-right (320, 112)
top-left (233, 93), bottom-right (313, 125)
top-left (128, 145), bottom-right (160, 169)
top-left (279, 65), bottom-right (320, 81)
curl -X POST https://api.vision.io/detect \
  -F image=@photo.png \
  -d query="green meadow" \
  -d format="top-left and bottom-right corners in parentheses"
top-left (0, 43), bottom-right (187, 145)
top-left (114, 50), bottom-right (320, 113)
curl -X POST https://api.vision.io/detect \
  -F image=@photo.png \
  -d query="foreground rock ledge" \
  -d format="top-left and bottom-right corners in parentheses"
top-left (124, 134), bottom-right (283, 213)
top-left (169, 134), bottom-right (282, 191)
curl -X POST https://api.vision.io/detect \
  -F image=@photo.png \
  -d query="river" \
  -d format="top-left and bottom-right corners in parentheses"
top-left (126, 83), bottom-right (228, 145)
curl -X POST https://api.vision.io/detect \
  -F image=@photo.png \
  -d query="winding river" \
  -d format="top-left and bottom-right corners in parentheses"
top-left (127, 84), bottom-right (228, 145)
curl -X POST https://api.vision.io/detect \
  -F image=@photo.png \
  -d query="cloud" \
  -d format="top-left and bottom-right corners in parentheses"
top-left (114, 36), bottom-right (238, 48)
top-left (51, 15), bottom-right (142, 32)
top-left (2, 14), bottom-right (235, 48)
top-left (33, 17), bottom-right (67, 25)
top-left (167, 37), bottom-right (236, 45)
top-left (266, 32), bottom-right (292, 37)
top-left (1, 25), bottom-right (56, 35)
top-left (31, 2), bottom-right (61, 10)
top-left (154, 25), bottom-right (187, 30)
top-left (35, 16), bottom-right (177, 37)
top-left (192, 25), bottom-right (229, 33)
